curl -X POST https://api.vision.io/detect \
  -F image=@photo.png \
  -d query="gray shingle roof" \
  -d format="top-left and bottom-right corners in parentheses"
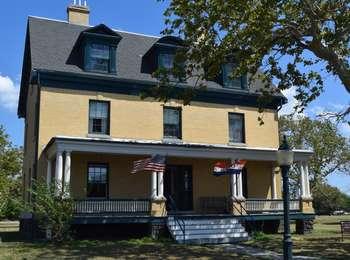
top-left (18, 16), bottom-right (285, 117)
top-left (27, 16), bottom-right (273, 92)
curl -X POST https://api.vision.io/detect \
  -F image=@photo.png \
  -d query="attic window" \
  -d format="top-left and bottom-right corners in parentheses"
top-left (158, 52), bottom-right (175, 71)
top-left (85, 42), bottom-right (116, 73)
top-left (222, 63), bottom-right (247, 89)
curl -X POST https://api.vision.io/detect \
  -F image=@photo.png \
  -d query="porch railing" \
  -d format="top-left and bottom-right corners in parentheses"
top-left (245, 199), bottom-right (300, 212)
top-left (74, 199), bottom-right (150, 215)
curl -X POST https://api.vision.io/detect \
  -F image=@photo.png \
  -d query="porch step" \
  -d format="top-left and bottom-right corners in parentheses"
top-left (167, 216), bottom-right (249, 245)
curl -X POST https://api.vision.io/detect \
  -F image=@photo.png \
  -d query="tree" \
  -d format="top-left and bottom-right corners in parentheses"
top-left (279, 115), bottom-right (350, 192)
top-left (156, 0), bottom-right (350, 118)
top-left (30, 180), bottom-right (74, 242)
top-left (312, 182), bottom-right (349, 214)
top-left (0, 125), bottom-right (23, 219)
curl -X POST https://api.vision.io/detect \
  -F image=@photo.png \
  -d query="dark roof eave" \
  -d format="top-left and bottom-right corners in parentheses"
top-left (34, 69), bottom-right (285, 109)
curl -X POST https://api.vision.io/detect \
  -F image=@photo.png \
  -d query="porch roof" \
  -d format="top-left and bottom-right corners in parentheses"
top-left (45, 136), bottom-right (313, 162)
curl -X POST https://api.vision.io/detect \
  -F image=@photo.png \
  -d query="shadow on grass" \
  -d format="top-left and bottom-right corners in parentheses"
top-left (8, 239), bottom-right (254, 259)
top-left (247, 235), bottom-right (350, 259)
top-left (0, 230), bottom-right (254, 259)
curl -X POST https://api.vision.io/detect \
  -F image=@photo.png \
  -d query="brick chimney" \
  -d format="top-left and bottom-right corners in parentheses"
top-left (67, 0), bottom-right (90, 26)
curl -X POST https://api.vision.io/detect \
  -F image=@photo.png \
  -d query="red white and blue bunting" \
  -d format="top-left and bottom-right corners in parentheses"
top-left (213, 160), bottom-right (247, 176)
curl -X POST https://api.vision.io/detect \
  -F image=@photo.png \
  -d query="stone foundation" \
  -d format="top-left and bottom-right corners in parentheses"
top-left (149, 222), bottom-right (167, 239)
top-left (296, 219), bottom-right (314, 234)
top-left (244, 220), bottom-right (280, 234)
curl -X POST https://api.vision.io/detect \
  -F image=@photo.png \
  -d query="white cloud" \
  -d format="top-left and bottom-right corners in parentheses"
top-left (278, 86), bottom-right (304, 117)
top-left (0, 74), bottom-right (19, 112)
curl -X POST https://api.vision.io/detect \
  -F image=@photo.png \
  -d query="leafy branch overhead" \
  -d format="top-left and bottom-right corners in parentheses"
top-left (156, 0), bottom-right (350, 118)
top-left (279, 115), bottom-right (350, 184)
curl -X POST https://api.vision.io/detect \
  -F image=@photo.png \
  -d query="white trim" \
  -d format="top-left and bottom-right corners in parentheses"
top-left (46, 136), bottom-right (313, 162)
top-left (151, 172), bottom-right (157, 200)
top-left (157, 172), bottom-right (165, 200)
top-left (271, 167), bottom-right (278, 199)
top-left (64, 151), bottom-right (71, 195)
top-left (55, 151), bottom-right (63, 195)
top-left (299, 162), bottom-right (306, 198)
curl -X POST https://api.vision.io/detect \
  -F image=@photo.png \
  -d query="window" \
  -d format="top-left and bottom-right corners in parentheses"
top-left (158, 52), bottom-right (175, 71)
top-left (89, 100), bottom-right (110, 135)
top-left (87, 164), bottom-right (108, 198)
top-left (85, 42), bottom-right (116, 73)
top-left (229, 113), bottom-right (245, 143)
top-left (163, 107), bottom-right (181, 139)
top-left (222, 63), bottom-right (247, 89)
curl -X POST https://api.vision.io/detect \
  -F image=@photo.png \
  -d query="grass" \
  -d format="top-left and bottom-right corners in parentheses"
top-left (0, 224), bottom-right (253, 260)
top-left (0, 215), bottom-right (349, 259)
top-left (244, 215), bottom-right (350, 259)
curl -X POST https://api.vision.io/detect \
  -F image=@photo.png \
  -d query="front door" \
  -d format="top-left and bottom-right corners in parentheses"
top-left (164, 165), bottom-right (193, 211)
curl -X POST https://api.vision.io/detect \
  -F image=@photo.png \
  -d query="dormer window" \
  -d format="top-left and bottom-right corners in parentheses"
top-left (69, 24), bottom-right (121, 74)
top-left (142, 36), bottom-right (186, 82)
top-left (158, 52), bottom-right (175, 71)
top-left (85, 42), bottom-right (116, 73)
top-left (222, 63), bottom-right (247, 89)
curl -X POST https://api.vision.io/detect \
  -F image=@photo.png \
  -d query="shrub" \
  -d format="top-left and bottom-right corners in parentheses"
top-left (30, 179), bottom-right (74, 242)
top-left (252, 231), bottom-right (270, 242)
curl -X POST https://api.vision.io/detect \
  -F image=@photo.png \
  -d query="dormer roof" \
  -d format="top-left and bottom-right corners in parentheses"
top-left (18, 16), bottom-right (286, 118)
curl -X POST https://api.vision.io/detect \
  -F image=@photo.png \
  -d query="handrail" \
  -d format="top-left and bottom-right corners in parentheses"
top-left (167, 195), bottom-right (186, 242)
top-left (231, 197), bottom-right (256, 233)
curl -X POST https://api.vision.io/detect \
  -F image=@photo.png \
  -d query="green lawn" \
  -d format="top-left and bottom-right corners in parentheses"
top-left (0, 215), bottom-right (349, 259)
top-left (245, 215), bottom-right (350, 259)
top-left (0, 223), bottom-right (253, 260)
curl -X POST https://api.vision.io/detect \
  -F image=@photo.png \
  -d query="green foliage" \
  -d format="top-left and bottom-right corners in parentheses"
top-left (279, 115), bottom-right (350, 210)
top-left (312, 182), bottom-right (350, 214)
top-left (30, 179), bottom-right (74, 242)
top-left (252, 231), bottom-right (270, 241)
top-left (0, 125), bottom-right (23, 220)
top-left (279, 115), bottom-right (350, 184)
top-left (156, 0), bottom-right (350, 118)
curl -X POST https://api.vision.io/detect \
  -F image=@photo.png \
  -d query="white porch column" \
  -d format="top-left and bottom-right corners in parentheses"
top-left (55, 151), bottom-right (63, 195)
top-left (299, 162), bottom-right (306, 198)
top-left (271, 167), bottom-right (278, 199)
top-left (303, 162), bottom-right (311, 198)
top-left (46, 159), bottom-right (52, 187)
top-left (64, 151), bottom-right (71, 196)
top-left (150, 171), bottom-right (157, 200)
top-left (230, 174), bottom-right (237, 199)
top-left (157, 172), bottom-right (164, 199)
top-left (237, 171), bottom-right (244, 199)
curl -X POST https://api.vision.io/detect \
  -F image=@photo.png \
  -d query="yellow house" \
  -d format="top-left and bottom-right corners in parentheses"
top-left (18, 2), bottom-right (314, 243)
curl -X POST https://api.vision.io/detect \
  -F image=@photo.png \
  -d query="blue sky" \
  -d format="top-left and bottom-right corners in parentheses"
top-left (0, 0), bottom-right (349, 194)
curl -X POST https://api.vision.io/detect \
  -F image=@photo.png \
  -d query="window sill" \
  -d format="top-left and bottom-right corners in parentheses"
top-left (227, 142), bottom-right (246, 147)
top-left (87, 134), bottom-right (111, 139)
top-left (162, 138), bottom-right (183, 144)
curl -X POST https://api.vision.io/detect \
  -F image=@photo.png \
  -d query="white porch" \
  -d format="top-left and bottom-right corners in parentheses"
top-left (44, 136), bottom-right (313, 216)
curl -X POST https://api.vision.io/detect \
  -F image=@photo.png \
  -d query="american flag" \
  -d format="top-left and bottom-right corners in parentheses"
top-left (131, 155), bottom-right (166, 173)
